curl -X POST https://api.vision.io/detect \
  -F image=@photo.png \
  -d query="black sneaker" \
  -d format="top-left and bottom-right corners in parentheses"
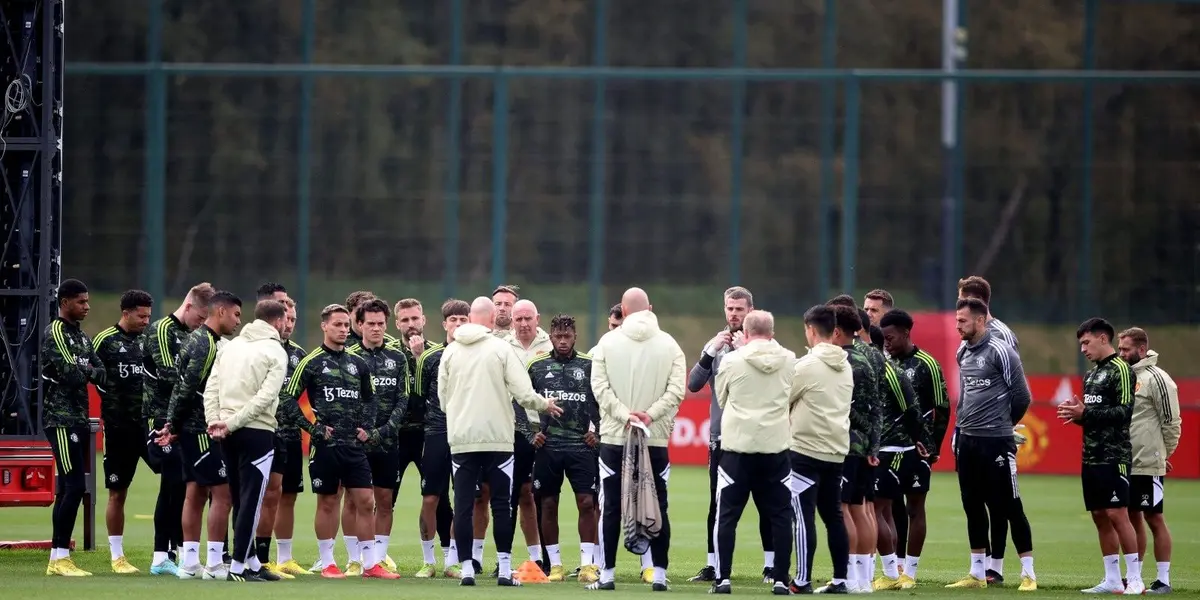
top-left (710, 579), bottom-right (732, 594)
top-left (815, 582), bottom-right (848, 594)
top-left (986, 570), bottom-right (1004, 585)
top-left (222, 552), bottom-right (232, 565)
top-left (585, 580), bottom-right (616, 591)
top-left (498, 576), bottom-right (522, 587)
top-left (763, 567), bottom-right (774, 584)
top-left (490, 563), bottom-right (499, 578)
top-left (252, 568), bottom-right (281, 581)
top-left (789, 581), bottom-right (813, 594)
top-left (652, 582), bottom-right (670, 592)
top-left (1148, 580), bottom-right (1173, 594)
top-left (461, 575), bottom-right (477, 586)
top-left (772, 582), bottom-right (791, 595)
top-left (689, 566), bottom-right (716, 582)
top-left (227, 570), bottom-right (266, 582)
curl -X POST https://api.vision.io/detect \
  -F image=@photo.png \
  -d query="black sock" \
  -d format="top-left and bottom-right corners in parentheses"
top-left (256, 537), bottom-right (271, 564)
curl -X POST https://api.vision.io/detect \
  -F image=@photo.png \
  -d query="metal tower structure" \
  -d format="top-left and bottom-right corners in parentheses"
top-left (0, 0), bottom-right (64, 437)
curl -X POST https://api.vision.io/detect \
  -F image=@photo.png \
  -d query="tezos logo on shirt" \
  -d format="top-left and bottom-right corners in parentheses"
top-left (1083, 394), bottom-right (1104, 405)
top-left (373, 376), bottom-right (398, 388)
top-left (117, 363), bottom-right (146, 378)
top-left (323, 387), bottom-right (360, 402)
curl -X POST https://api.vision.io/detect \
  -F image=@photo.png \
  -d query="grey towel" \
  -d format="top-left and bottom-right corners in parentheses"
top-left (621, 424), bottom-right (662, 554)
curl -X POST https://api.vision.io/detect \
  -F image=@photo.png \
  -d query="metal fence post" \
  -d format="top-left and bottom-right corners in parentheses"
top-left (294, 0), bottom-right (315, 342)
top-left (587, 0), bottom-right (609, 345)
top-left (442, 0), bottom-right (464, 300)
top-left (817, 0), bottom-right (838, 303)
top-left (489, 75), bottom-right (510, 290)
top-left (1078, 0), bottom-right (1098, 373)
top-left (728, 0), bottom-right (747, 285)
top-left (141, 0), bottom-right (166, 309)
top-left (939, 0), bottom-right (967, 308)
top-left (840, 79), bottom-right (861, 294)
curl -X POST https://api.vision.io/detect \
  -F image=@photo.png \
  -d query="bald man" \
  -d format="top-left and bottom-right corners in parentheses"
top-left (439, 297), bottom-right (562, 586)
top-left (587, 288), bottom-right (686, 591)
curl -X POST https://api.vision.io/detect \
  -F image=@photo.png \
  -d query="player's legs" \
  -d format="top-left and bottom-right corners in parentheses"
top-left (452, 452), bottom-right (485, 581)
top-left (903, 492), bottom-right (927, 578)
top-left (511, 436), bottom-right (540, 564)
top-left (535, 450), bottom-right (565, 569)
top-left (45, 426), bottom-right (88, 575)
top-left (308, 444), bottom-right (345, 577)
top-left (593, 444), bottom-right (623, 588)
top-left (699, 442), bottom-right (721, 580)
top-left (482, 452), bottom-right (518, 582)
top-left (366, 448), bottom-right (399, 569)
top-left (713, 450), bottom-right (751, 584)
top-left (1145, 512), bottom-right (1172, 588)
top-left (646, 447), bottom-right (672, 577)
top-left (1082, 463), bottom-right (1138, 592)
top-left (981, 438), bottom-right (1033, 584)
top-left (203, 483), bottom-right (233, 565)
top-left (102, 430), bottom-right (142, 570)
top-left (223, 428), bottom-right (274, 579)
top-left (473, 484), bottom-right (489, 569)
top-left (340, 489), bottom-right (359, 566)
top-left (564, 449), bottom-right (600, 571)
top-left (338, 446), bottom-right (390, 577)
top-left (749, 452), bottom-right (792, 588)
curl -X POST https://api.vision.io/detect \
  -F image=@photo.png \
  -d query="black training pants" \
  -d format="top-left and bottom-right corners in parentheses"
top-left (714, 450), bottom-right (792, 583)
top-left (598, 443), bottom-right (671, 571)
top-left (954, 433), bottom-right (1031, 554)
top-left (790, 451), bottom-right (849, 585)
top-left (47, 426), bottom-right (88, 549)
top-left (222, 428), bottom-right (275, 566)
top-left (707, 441), bottom-right (774, 557)
top-left (452, 451), bottom-right (516, 565)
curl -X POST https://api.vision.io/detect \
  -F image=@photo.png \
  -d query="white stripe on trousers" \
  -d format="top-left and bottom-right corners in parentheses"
top-left (240, 450), bottom-right (274, 563)
top-left (711, 466), bottom-right (734, 580)
top-left (596, 457), bottom-right (616, 570)
top-left (790, 470), bottom-right (815, 585)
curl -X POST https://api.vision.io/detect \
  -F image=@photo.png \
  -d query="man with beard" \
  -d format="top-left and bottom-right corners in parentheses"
top-left (492, 285), bottom-right (519, 340)
top-left (687, 287), bottom-right (776, 584)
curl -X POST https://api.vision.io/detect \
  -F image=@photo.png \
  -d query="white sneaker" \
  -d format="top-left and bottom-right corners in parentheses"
top-left (309, 559), bottom-right (325, 573)
top-left (1124, 579), bottom-right (1146, 595)
top-left (202, 564), bottom-right (229, 580)
top-left (176, 563), bottom-right (201, 579)
top-left (1082, 581), bottom-right (1125, 594)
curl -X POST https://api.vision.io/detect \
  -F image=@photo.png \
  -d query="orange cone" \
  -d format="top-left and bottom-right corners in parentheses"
top-left (513, 560), bottom-right (550, 583)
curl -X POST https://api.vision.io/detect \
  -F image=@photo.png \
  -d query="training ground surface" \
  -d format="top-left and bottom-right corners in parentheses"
top-left (2, 467), bottom-right (1196, 598)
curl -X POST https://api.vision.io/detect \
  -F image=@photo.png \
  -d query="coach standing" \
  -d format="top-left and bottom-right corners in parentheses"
top-left (438, 297), bottom-right (562, 587)
top-left (949, 298), bottom-right (1036, 591)
top-left (589, 287), bottom-right (686, 592)
top-left (203, 300), bottom-right (290, 582)
top-left (709, 310), bottom-right (795, 596)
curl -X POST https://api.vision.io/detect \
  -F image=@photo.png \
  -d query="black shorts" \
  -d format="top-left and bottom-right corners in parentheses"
top-left (513, 434), bottom-right (535, 488)
top-left (178, 431), bottom-right (228, 487)
top-left (420, 430), bottom-right (452, 496)
top-left (533, 447), bottom-right (598, 497)
top-left (1082, 463), bottom-right (1130, 512)
top-left (46, 425), bottom-right (88, 493)
top-left (874, 450), bottom-right (918, 501)
top-left (367, 447), bottom-right (401, 490)
top-left (840, 456), bottom-right (871, 505)
top-left (309, 443), bottom-right (372, 495)
top-left (1129, 475), bottom-right (1164, 514)
top-left (396, 429), bottom-right (425, 488)
top-left (145, 419), bottom-right (186, 482)
top-left (279, 437), bottom-right (305, 494)
top-left (910, 455), bottom-right (933, 494)
top-left (103, 426), bottom-right (148, 490)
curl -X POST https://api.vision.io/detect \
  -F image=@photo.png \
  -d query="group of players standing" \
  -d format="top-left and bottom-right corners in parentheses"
top-left (36, 275), bottom-right (1181, 595)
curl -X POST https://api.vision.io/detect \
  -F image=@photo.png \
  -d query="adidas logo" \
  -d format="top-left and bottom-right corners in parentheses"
top-left (118, 346), bottom-right (127, 353)
top-left (544, 372), bottom-right (555, 379)
top-left (1111, 494), bottom-right (1120, 503)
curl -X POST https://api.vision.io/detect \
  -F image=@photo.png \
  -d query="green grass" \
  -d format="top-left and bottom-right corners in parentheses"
top-left (80, 283), bottom-right (1200, 377)
top-left (2, 466), bottom-right (1197, 598)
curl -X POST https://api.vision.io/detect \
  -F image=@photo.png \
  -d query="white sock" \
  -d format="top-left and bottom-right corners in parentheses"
top-left (421, 540), bottom-right (436, 564)
top-left (763, 550), bottom-right (775, 569)
top-left (643, 551), bottom-right (655, 569)
top-left (905, 555), bottom-right (920, 580)
top-left (52, 547), bottom-right (68, 560)
top-left (1124, 553), bottom-right (1141, 582)
top-left (447, 541), bottom-right (459, 566)
top-left (547, 544), bottom-right (562, 567)
top-left (654, 567), bottom-right (667, 584)
top-left (318, 539), bottom-right (336, 568)
top-left (376, 535), bottom-right (390, 561)
top-left (990, 557), bottom-right (1004, 576)
top-left (152, 551), bottom-right (169, 566)
top-left (248, 554), bottom-right (262, 571)
top-left (1156, 561), bottom-right (1170, 585)
top-left (277, 539), bottom-right (293, 563)
top-left (498, 552), bottom-right (512, 579)
top-left (856, 555), bottom-right (871, 586)
top-left (1103, 554), bottom-right (1121, 587)
top-left (343, 535), bottom-right (359, 563)
top-left (472, 539), bottom-right (485, 563)
top-left (883, 553), bottom-right (899, 578)
top-left (601, 567), bottom-right (615, 584)
top-left (969, 553), bottom-right (986, 579)
top-left (846, 558), bottom-right (857, 587)
top-left (108, 535), bottom-right (124, 561)
top-left (207, 542), bottom-right (224, 568)
top-left (580, 543), bottom-right (595, 567)
top-left (528, 544), bottom-right (542, 563)
top-left (706, 552), bottom-right (716, 568)
top-left (462, 558), bottom-right (476, 578)
top-left (360, 541), bottom-right (376, 569)
top-left (230, 560), bottom-right (246, 575)
top-left (1021, 555), bottom-right (1035, 578)
top-left (182, 541), bottom-right (201, 567)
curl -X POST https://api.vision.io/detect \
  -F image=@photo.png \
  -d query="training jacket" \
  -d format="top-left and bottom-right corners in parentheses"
top-left (714, 338), bottom-right (796, 454)
top-left (591, 310), bottom-right (687, 448)
top-left (202, 320), bottom-right (288, 433)
top-left (788, 342), bottom-right (854, 463)
top-left (1129, 351), bottom-right (1182, 476)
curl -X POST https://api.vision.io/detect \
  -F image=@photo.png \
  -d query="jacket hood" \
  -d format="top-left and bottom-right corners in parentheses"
top-left (741, 338), bottom-right (792, 374)
top-left (509, 327), bottom-right (549, 349)
top-left (809, 342), bottom-right (849, 371)
top-left (240, 319), bottom-right (281, 343)
top-left (619, 310), bottom-right (661, 342)
top-left (1132, 350), bottom-right (1159, 370)
top-left (453, 323), bottom-right (493, 345)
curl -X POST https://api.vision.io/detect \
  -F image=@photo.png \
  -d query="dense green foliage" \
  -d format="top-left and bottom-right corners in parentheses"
top-left (67, 1), bottom-right (1198, 322)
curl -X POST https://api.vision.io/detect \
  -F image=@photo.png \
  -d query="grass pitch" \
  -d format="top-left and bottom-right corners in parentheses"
top-left (2, 467), bottom-right (1197, 598)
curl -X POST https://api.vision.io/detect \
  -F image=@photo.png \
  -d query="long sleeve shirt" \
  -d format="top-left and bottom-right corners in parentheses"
top-left (956, 331), bottom-right (1032, 437)
top-left (41, 317), bottom-right (105, 428)
top-left (93, 324), bottom-right (145, 432)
